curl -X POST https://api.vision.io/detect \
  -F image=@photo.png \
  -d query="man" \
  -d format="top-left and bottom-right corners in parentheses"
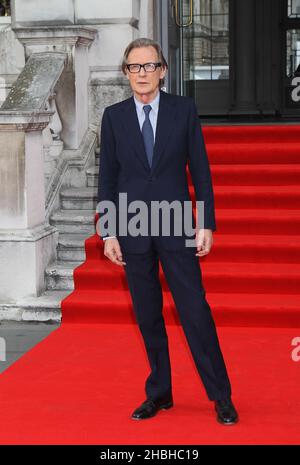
top-left (97, 38), bottom-right (238, 425)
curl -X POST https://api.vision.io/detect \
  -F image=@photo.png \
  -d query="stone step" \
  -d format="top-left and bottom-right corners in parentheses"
top-left (50, 209), bottom-right (96, 234)
top-left (0, 290), bottom-right (71, 322)
top-left (57, 233), bottom-right (90, 261)
top-left (60, 187), bottom-right (98, 209)
top-left (85, 163), bottom-right (300, 187)
top-left (86, 166), bottom-right (99, 187)
top-left (95, 146), bottom-right (100, 165)
top-left (45, 261), bottom-right (81, 290)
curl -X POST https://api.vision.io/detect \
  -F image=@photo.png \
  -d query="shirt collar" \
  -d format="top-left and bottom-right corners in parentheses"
top-left (133, 90), bottom-right (160, 117)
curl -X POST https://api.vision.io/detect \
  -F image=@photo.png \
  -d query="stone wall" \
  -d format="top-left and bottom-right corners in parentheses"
top-left (0, 15), bottom-right (24, 105)
top-left (10, 0), bottom-right (154, 131)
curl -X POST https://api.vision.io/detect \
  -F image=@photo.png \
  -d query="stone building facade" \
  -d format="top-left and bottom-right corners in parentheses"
top-left (0, 0), bottom-right (153, 321)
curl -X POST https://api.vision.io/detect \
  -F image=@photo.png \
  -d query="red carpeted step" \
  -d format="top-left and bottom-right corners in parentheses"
top-left (186, 185), bottom-right (300, 208)
top-left (203, 124), bottom-right (300, 143)
top-left (72, 259), bottom-right (300, 295)
top-left (213, 185), bottom-right (300, 209)
top-left (85, 233), bottom-right (300, 264)
top-left (200, 261), bottom-right (300, 294)
top-left (201, 234), bottom-right (300, 263)
top-left (73, 259), bottom-right (128, 290)
top-left (215, 208), bottom-right (300, 234)
top-left (210, 164), bottom-right (300, 186)
top-left (61, 288), bottom-right (300, 327)
top-left (85, 235), bottom-right (104, 261)
top-left (208, 292), bottom-right (300, 327)
top-left (206, 142), bottom-right (300, 164)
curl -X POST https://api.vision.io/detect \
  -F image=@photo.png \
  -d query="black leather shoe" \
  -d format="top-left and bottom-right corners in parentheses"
top-left (214, 397), bottom-right (239, 425)
top-left (131, 396), bottom-right (173, 420)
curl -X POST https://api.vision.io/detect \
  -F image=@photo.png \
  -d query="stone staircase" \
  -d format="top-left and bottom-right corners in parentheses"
top-left (0, 146), bottom-right (100, 322)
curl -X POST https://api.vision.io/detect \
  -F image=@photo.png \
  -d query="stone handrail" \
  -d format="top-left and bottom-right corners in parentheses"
top-left (0, 26), bottom-right (96, 301)
top-left (1, 51), bottom-right (66, 112)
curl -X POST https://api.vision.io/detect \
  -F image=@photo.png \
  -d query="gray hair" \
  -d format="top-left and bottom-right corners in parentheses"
top-left (121, 37), bottom-right (168, 87)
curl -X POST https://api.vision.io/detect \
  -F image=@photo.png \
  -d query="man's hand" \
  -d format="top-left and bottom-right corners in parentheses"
top-left (103, 238), bottom-right (126, 266)
top-left (195, 229), bottom-right (214, 257)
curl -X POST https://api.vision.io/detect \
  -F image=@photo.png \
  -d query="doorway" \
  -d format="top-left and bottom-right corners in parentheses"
top-left (155, 0), bottom-right (231, 115)
top-left (154, 0), bottom-right (300, 119)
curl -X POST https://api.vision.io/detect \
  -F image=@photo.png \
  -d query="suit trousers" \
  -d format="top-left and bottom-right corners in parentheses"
top-left (122, 237), bottom-right (232, 402)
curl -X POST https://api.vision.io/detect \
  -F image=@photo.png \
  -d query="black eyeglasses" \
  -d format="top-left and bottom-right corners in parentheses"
top-left (126, 62), bottom-right (162, 73)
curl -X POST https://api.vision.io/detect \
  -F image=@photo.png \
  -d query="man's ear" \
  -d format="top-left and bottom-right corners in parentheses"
top-left (160, 66), bottom-right (167, 79)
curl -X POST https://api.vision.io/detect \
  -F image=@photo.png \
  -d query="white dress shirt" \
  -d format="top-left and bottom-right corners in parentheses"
top-left (133, 90), bottom-right (160, 142)
top-left (102, 90), bottom-right (160, 241)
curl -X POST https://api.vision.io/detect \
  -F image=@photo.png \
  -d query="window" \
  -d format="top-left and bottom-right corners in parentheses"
top-left (288, 0), bottom-right (300, 18)
top-left (183, 0), bottom-right (229, 80)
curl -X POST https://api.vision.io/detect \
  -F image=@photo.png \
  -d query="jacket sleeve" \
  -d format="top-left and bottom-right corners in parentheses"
top-left (97, 108), bottom-right (120, 238)
top-left (187, 99), bottom-right (217, 232)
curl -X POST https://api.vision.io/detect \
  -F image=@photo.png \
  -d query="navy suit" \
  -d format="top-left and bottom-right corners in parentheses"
top-left (97, 90), bottom-right (232, 401)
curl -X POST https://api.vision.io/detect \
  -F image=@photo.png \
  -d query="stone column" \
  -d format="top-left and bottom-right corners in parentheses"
top-left (0, 111), bottom-right (59, 300)
top-left (0, 14), bottom-right (25, 107)
top-left (75, 0), bottom-right (142, 132)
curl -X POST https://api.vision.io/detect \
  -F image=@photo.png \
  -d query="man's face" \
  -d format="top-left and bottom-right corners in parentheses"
top-left (125, 46), bottom-right (166, 99)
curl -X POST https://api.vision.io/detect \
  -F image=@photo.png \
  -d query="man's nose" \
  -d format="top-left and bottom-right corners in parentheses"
top-left (139, 66), bottom-right (147, 75)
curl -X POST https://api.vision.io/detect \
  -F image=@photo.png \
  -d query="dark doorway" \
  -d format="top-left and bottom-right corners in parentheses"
top-left (154, 0), bottom-right (300, 119)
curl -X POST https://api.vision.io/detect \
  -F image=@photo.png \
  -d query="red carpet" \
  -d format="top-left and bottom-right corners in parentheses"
top-left (0, 124), bottom-right (299, 445)
top-left (0, 324), bottom-right (299, 445)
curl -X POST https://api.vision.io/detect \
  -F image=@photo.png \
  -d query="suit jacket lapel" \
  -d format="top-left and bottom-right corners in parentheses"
top-left (121, 95), bottom-right (150, 172)
top-left (119, 90), bottom-right (177, 175)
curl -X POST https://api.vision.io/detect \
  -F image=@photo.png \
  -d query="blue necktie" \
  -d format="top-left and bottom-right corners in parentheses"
top-left (142, 105), bottom-right (154, 168)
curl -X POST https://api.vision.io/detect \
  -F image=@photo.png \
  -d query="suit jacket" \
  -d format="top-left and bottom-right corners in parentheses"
top-left (97, 89), bottom-right (216, 253)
